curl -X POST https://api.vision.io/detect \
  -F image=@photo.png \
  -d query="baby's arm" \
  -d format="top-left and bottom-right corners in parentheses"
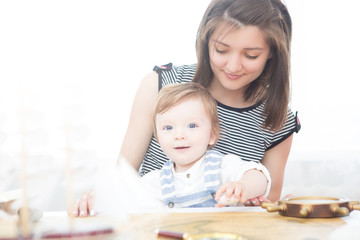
top-left (214, 155), bottom-right (271, 206)
top-left (215, 169), bottom-right (268, 206)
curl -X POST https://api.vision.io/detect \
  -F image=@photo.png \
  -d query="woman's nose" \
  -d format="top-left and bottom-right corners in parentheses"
top-left (226, 54), bottom-right (243, 72)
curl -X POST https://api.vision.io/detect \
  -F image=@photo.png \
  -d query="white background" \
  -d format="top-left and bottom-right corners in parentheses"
top-left (0, 0), bottom-right (359, 209)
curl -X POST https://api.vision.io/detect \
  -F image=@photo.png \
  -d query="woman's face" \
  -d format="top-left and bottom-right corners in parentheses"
top-left (209, 23), bottom-right (271, 96)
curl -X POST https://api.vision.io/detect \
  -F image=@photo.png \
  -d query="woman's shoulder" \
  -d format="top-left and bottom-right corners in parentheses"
top-left (153, 63), bottom-right (197, 87)
top-left (153, 63), bottom-right (196, 73)
top-left (174, 63), bottom-right (197, 75)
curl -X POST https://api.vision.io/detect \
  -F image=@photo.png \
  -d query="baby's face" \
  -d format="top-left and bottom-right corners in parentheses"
top-left (155, 97), bottom-right (216, 172)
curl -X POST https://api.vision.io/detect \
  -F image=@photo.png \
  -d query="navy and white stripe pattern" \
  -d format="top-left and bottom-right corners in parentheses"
top-left (139, 63), bottom-right (297, 176)
top-left (159, 150), bottom-right (222, 208)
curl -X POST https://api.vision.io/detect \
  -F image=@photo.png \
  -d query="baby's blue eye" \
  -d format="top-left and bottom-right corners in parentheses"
top-left (164, 126), bottom-right (173, 131)
top-left (188, 123), bottom-right (197, 128)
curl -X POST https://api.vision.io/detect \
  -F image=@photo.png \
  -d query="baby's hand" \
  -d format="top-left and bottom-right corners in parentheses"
top-left (214, 182), bottom-right (248, 207)
top-left (216, 193), bottom-right (239, 206)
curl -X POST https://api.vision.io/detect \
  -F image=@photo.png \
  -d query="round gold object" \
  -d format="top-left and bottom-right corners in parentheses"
top-left (261, 196), bottom-right (360, 218)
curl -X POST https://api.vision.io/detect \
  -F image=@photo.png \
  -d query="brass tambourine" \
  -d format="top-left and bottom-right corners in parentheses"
top-left (261, 196), bottom-right (360, 218)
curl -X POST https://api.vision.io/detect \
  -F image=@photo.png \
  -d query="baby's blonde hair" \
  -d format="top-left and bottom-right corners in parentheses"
top-left (153, 82), bottom-right (220, 148)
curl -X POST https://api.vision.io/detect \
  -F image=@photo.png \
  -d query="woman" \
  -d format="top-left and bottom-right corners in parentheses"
top-left (72, 0), bottom-right (300, 217)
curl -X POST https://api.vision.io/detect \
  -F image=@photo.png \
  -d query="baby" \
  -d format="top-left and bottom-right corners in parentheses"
top-left (141, 82), bottom-right (271, 208)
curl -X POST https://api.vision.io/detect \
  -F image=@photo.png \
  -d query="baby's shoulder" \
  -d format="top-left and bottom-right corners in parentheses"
top-left (222, 153), bottom-right (242, 162)
top-left (221, 154), bottom-right (255, 170)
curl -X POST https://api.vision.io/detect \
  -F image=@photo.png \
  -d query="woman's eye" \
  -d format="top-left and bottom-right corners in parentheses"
top-left (188, 123), bottom-right (197, 128)
top-left (245, 54), bottom-right (258, 59)
top-left (215, 48), bottom-right (226, 54)
top-left (164, 126), bottom-right (173, 131)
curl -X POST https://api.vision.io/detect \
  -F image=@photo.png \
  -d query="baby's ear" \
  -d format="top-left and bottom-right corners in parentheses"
top-left (208, 131), bottom-right (218, 147)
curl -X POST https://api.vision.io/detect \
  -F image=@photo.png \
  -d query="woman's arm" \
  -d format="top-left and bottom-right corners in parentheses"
top-left (119, 71), bottom-right (159, 170)
top-left (261, 134), bottom-right (293, 202)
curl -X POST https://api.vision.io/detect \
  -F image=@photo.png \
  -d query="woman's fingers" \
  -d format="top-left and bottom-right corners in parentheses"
top-left (67, 191), bottom-right (96, 217)
top-left (243, 197), bottom-right (258, 206)
top-left (258, 195), bottom-right (270, 203)
top-left (250, 197), bottom-right (260, 206)
top-left (283, 193), bottom-right (295, 199)
top-left (87, 191), bottom-right (96, 216)
top-left (244, 196), bottom-right (271, 206)
top-left (68, 199), bottom-right (80, 217)
top-left (78, 192), bottom-right (89, 217)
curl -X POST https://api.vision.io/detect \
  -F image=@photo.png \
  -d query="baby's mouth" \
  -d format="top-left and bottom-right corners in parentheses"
top-left (174, 146), bottom-right (190, 150)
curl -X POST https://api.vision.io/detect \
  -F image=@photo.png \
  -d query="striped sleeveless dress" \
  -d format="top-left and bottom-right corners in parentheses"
top-left (139, 63), bottom-right (300, 176)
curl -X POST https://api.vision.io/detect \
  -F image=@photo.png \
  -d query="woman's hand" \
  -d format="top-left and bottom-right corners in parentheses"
top-left (68, 190), bottom-right (95, 217)
top-left (243, 196), bottom-right (270, 206)
top-left (243, 194), bottom-right (294, 206)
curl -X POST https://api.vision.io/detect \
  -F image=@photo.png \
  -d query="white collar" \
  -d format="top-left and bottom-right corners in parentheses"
top-left (171, 154), bottom-right (206, 178)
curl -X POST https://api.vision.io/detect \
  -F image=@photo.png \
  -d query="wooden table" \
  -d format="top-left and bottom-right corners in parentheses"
top-left (113, 210), bottom-right (348, 240)
top-left (18, 208), bottom-right (356, 240)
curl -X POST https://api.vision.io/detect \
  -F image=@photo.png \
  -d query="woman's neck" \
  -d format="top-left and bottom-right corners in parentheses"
top-left (208, 82), bottom-right (256, 108)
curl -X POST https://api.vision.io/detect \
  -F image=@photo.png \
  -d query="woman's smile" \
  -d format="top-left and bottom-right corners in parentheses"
top-left (208, 24), bottom-right (271, 99)
top-left (224, 71), bottom-right (245, 80)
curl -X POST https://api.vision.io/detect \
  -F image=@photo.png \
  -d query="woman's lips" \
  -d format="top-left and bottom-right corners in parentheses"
top-left (224, 72), bottom-right (244, 80)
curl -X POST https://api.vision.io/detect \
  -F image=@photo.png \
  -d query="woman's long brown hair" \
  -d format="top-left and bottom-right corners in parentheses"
top-left (193, 0), bottom-right (292, 131)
